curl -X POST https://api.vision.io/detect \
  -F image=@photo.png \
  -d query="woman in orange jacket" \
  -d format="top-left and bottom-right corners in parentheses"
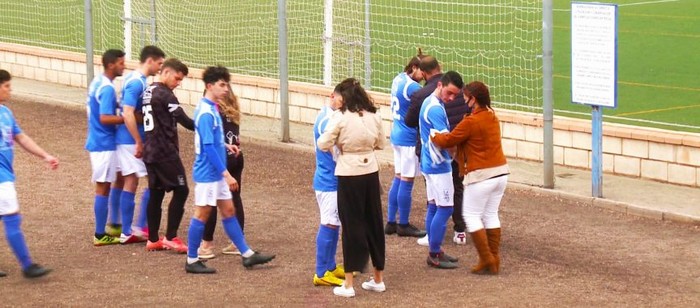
top-left (430, 81), bottom-right (509, 275)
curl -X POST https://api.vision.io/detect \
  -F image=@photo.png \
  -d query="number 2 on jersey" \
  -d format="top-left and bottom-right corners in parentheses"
top-left (391, 96), bottom-right (401, 121)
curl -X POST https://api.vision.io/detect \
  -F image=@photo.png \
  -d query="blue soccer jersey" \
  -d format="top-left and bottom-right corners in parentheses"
top-left (193, 98), bottom-right (226, 183)
top-left (85, 75), bottom-right (118, 152)
top-left (116, 71), bottom-right (147, 145)
top-left (390, 72), bottom-right (421, 146)
top-left (419, 94), bottom-right (452, 174)
top-left (313, 106), bottom-right (337, 192)
top-left (0, 105), bottom-right (22, 183)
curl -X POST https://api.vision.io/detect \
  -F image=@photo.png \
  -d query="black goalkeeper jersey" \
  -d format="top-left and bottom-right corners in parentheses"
top-left (142, 82), bottom-right (194, 163)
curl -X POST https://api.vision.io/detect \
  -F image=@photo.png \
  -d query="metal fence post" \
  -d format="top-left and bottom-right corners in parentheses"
top-left (542, 0), bottom-right (554, 188)
top-left (85, 0), bottom-right (94, 86)
top-left (278, 0), bottom-right (290, 142)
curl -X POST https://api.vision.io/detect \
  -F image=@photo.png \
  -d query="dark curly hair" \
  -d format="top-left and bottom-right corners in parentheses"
top-left (334, 78), bottom-right (377, 115)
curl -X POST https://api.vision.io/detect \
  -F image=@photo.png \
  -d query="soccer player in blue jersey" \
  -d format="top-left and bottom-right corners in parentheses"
top-left (311, 94), bottom-right (345, 286)
top-left (385, 52), bottom-right (427, 238)
top-left (184, 66), bottom-right (275, 273)
top-left (86, 49), bottom-right (126, 246)
top-left (114, 46), bottom-right (165, 244)
top-left (419, 71), bottom-right (463, 269)
top-left (0, 70), bottom-right (56, 278)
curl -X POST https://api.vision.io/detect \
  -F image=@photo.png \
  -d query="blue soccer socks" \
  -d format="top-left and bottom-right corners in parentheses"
top-left (94, 195), bottom-right (109, 236)
top-left (315, 225), bottom-right (335, 277)
top-left (120, 191), bottom-right (136, 236)
top-left (397, 180), bottom-right (415, 225)
top-left (108, 188), bottom-right (123, 225)
top-left (222, 216), bottom-right (251, 256)
top-left (136, 188), bottom-right (150, 229)
top-left (387, 177), bottom-right (401, 223)
top-left (429, 206), bottom-right (454, 254)
top-left (3, 214), bottom-right (33, 270)
top-left (327, 227), bottom-right (340, 272)
top-left (424, 202), bottom-right (437, 238)
top-left (186, 218), bottom-right (205, 261)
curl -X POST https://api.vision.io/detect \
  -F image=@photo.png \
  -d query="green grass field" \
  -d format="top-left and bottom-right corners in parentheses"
top-left (0, 0), bottom-right (698, 132)
top-left (553, 0), bottom-right (700, 132)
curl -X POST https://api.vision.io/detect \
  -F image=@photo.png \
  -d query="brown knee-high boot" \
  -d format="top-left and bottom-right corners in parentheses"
top-left (469, 229), bottom-right (497, 274)
top-left (485, 228), bottom-right (501, 274)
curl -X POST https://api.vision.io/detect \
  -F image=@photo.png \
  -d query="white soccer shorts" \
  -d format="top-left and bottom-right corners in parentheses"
top-left (89, 151), bottom-right (118, 183)
top-left (116, 144), bottom-right (147, 177)
top-left (0, 182), bottom-right (19, 215)
top-left (315, 190), bottom-right (340, 226)
top-left (423, 172), bottom-right (455, 207)
top-left (392, 145), bottom-right (420, 178)
top-left (194, 179), bottom-right (232, 207)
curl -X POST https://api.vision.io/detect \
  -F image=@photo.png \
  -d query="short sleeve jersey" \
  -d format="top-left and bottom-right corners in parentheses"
top-left (192, 98), bottom-right (226, 183)
top-left (85, 74), bottom-right (118, 152)
top-left (313, 106), bottom-right (337, 192)
top-left (390, 72), bottom-right (421, 146)
top-left (142, 82), bottom-right (184, 163)
top-left (0, 105), bottom-right (22, 183)
top-left (116, 71), bottom-right (148, 145)
top-left (419, 94), bottom-right (452, 174)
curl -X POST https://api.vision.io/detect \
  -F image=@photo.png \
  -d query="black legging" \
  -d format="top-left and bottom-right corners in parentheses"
top-left (203, 152), bottom-right (245, 241)
top-left (451, 160), bottom-right (466, 233)
top-left (147, 185), bottom-right (189, 242)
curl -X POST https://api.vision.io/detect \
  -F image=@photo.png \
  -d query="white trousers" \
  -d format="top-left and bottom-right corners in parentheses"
top-left (462, 175), bottom-right (508, 232)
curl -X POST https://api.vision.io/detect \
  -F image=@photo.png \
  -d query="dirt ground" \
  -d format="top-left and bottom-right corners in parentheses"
top-left (1, 99), bottom-right (698, 307)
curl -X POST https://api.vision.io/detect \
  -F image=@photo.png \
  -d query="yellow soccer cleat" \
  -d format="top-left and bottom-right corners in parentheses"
top-left (330, 265), bottom-right (345, 279)
top-left (313, 271), bottom-right (344, 286)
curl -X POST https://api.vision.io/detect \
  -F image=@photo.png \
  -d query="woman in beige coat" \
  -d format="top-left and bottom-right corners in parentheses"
top-left (317, 78), bottom-right (386, 298)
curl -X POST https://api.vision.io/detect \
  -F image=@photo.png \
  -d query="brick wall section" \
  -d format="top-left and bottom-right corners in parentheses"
top-left (1, 43), bottom-right (699, 187)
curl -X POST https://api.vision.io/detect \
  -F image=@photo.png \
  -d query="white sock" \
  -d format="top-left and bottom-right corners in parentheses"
top-left (187, 257), bottom-right (199, 264)
top-left (241, 249), bottom-right (254, 258)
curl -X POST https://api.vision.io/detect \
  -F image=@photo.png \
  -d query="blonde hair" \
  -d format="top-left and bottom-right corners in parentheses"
top-left (219, 83), bottom-right (241, 125)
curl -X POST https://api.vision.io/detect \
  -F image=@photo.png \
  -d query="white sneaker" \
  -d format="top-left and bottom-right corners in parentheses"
top-left (361, 278), bottom-right (386, 292)
top-left (333, 285), bottom-right (356, 297)
top-left (453, 232), bottom-right (467, 245)
top-left (417, 234), bottom-right (429, 247)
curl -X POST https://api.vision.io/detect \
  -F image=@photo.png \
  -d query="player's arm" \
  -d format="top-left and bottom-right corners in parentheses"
top-left (122, 83), bottom-right (144, 152)
top-left (170, 102), bottom-right (195, 131)
top-left (317, 111), bottom-right (343, 152)
top-left (122, 105), bottom-right (143, 157)
top-left (405, 88), bottom-right (425, 128)
top-left (98, 86), bottom-right (124, 125)
top-left (198, 113), bottom-right (238, 191)
top-left (431, 111), bottom-right (472, 149)
top-left (14, 133), bottom-right (59, 170)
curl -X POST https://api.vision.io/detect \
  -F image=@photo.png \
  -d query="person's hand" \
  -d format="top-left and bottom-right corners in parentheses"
top-left (225, 173), bottom-right (239, 192)
top-left (44, 155), bottom-right (59, 170)
top-left (225, 144), bottom-right (240, 157)
top-left (134, 141), bottom-right (143, 158)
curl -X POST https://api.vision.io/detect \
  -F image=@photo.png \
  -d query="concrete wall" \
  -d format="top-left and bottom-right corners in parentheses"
top-left (1, 43), bottom-right (699, 187)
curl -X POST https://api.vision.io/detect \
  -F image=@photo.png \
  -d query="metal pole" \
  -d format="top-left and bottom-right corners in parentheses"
top-left (322, 0), bottom-right (333, 86)
top-left (591, 106), bottom-right (603, 198)
top-left (150, 0), bottom-right (156, 44)
top-left (123, 0), bottom-right (132, 60)
top-left (85, 0), bottom-right (94, 86)
top-left (542, 0), bottom-right (555, 188)
top-left (363, 0), bottom-right (371, 89)
top-left (278, 0), bottom-right (290, 142)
